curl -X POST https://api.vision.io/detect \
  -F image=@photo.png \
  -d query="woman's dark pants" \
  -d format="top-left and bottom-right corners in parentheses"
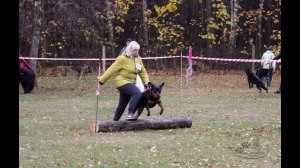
top-left (113, 83), bottom-right (142, 121)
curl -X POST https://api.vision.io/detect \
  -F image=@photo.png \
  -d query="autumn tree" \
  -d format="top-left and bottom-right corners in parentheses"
top-left (19, 0), bottom-right (281, 70)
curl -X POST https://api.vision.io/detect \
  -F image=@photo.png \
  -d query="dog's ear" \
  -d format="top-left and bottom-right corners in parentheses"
top-left (159, 82), bottom-right (164, 92)
top-left (148, 82), bottom-right (152, 85)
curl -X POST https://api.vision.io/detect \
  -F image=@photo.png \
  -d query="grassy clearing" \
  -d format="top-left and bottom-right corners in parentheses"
top-left (19, 70), bottom-right (281, 168)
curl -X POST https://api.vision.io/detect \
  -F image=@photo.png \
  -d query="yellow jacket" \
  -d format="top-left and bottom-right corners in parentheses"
top-left (99, 53), bottom-right (149, 88)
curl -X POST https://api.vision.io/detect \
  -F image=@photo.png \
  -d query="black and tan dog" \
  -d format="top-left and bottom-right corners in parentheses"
top-left (134, 82), bottom-right (165, 120)
top-left (245, 68), bottom-right (268, 93)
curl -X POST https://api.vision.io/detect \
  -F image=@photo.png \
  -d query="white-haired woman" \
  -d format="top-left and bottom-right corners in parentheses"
top-left (99, 41), bottom-right (149, 121)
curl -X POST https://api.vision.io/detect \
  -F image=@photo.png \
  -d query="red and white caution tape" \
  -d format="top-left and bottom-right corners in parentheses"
top-left (21, 56), bottom-right (281, 63)
top-left (22, 57), bottom-right (100, 61)
top-left (186, 56), bottom-right (281, 63)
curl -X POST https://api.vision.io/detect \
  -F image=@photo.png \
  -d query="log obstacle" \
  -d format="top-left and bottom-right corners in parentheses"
top-left (91, 117), bottom-right (192, 132)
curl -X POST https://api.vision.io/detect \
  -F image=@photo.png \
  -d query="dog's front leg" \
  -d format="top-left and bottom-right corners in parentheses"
top-left (134, 107), bottom-right (144, 119)
top-left (158, 100), bottom-right (164, 115)
top-left (145, 104), bottom-right (151, 116)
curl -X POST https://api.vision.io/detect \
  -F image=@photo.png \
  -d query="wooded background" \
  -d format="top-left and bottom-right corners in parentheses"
top-left (19, 0), bottom-right (281, 70)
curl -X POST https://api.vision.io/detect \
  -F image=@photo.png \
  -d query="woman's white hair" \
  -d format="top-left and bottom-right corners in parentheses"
top-left (125, 41), bottom-right (140, 57)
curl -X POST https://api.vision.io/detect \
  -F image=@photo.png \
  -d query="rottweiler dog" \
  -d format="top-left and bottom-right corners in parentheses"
top-left (245, 68), bottom-right (268, 93)
top-left (134, 82), bottom-right (165, 120)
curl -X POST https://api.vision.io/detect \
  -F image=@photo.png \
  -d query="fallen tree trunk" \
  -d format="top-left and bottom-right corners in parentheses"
top-left (91, 118), bottom-right (192, 133)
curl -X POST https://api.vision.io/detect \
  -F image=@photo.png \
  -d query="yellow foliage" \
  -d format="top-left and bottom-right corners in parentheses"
top-left (208, 21), bottom-right (219, 30)
top-left (115, 0), bottom-right (133, 16)
top-left (226, 21), bottom-right (233, 26)
top-left (166, 2), bottom-right (177, 12)
top-left (277, 34), bottom-right (281, 40)
top-left (114, 26), bottom-right (124, 33)
top-left (154, 0), bottom-right (179, 18)
top-left (200, 33), bottom-right (215, 40)
top-left (146, 9), bottom-right (152, 15)
top-left (116, 0), bottom-right (124, 9)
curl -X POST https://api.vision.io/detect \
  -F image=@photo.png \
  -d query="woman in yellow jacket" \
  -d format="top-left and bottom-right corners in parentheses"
top-left (99, 41), bottom-right (149, 121)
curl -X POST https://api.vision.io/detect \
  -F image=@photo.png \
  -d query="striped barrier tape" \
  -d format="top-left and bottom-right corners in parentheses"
top-left (186, 56), bottom-right (281, 63)
top-left (21, 55), bottom-right (281, 63)
top-left (21, 55), bottom-right (181, 61)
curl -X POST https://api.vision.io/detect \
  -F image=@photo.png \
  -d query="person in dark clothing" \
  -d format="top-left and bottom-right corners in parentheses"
top-left (273, 52), bottom-right (281, 94)
top-left (19, 55), bottom-right (36, 94)
top-left (119, 38), bottom-right (132, 56)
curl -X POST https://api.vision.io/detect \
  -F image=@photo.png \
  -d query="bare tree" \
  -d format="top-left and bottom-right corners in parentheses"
top-left (142, 0), bottom-right (149, 67)
top-left (105, 0), bottom-right (115, 58)
top-left (206, 0), bottom-right (214, 59)
top-left (29, 0), bottom-right (45, 87)
top-left (18, 0), bottom-right (281, 71)
top-left (258, 0), bottom-right (264, 57)
top-left (142, 0), bottom-right (149, 48)
top-left (229, 0), bottom-right (238, 57)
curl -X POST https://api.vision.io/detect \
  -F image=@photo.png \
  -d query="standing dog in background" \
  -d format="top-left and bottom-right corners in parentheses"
top-left (71, 63), bottom-right (93, 79)
top-left (245, 68), bottom-right (268, 93)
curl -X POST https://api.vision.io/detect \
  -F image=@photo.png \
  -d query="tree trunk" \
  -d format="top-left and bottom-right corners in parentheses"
top-left (205, 0), bottom-right (214, 68)
top-left (258, 0), bottom-right (264, 58)
top-left (92, 118), bottom-right (192, 132)
top-left (229, 0), bottom-right (238, 56)
top-left (105, 0), bottom-right (115, 58)
top-left (142, 0), bottom-right (149, 68)
top-left (29, 0), bottom-right (44, 87)
top-left (266, 0), bottom-right (272, 46)
top-left (229, 0), bottom-right (238, 68)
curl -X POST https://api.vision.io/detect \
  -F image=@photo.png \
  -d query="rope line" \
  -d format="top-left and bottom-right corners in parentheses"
top-left (21, 56), bottom-right (281, 63)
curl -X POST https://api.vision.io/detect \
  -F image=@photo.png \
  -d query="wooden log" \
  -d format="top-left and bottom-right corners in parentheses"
top-left (91, 117), bottom-right (192, 133)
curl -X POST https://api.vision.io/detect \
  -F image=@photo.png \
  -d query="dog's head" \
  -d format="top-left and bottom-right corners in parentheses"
top-left (245, 68), bottom-right (253, 76)
top-left (144, 82), bottom-right (164, 100)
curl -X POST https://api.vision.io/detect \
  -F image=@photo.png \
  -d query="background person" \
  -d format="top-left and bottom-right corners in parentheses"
top-left (261, 45), bottom-right (276, 87)
top-left (119, 38), bottom-right (132, 56)
top-left (19, 55), bottom-right (36, 94)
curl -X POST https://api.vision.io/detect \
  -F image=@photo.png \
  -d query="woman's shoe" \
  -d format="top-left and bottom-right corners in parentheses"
top-left (125, 113), bottom-right (135, 121)
top-left (274, 90), bottom-right (281, 94)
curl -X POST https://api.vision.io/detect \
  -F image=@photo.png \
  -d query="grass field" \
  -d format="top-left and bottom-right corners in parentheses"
top-left (19, 70), bottom-right (281, 168)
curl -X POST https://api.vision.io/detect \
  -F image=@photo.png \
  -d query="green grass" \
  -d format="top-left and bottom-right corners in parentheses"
top-left (19, 70), bottom-right (281, 167)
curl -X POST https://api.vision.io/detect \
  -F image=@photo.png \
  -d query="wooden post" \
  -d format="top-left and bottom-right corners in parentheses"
top-left (102, 45), bottom-right (106, 73)
top-left (91, 118), bottom-right (192, 133)
top-left (252, 45), bottom-right (255, 71)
